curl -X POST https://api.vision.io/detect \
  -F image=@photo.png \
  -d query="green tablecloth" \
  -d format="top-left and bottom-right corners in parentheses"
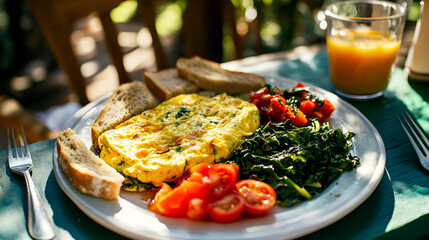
top-left (1, 51), bottom-right (428, 240)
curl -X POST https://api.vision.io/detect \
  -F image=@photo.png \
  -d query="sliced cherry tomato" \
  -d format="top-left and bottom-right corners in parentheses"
top-left (155, 184), bottom-right (190, 218)
top-left (208, 193), bottom-right (245, 223)
top-left (187, 198), bottom-right (209, 221)
top-left (236, 179), bottom-right (277, 216)
top-left (148, 183), bottom-right (172, 213)
top-left (150, 163), bottom-right (276, 223)
top-left (207, 164), bottom-right (239, 199)
top-left (187, 163), bottom-right (239, 199)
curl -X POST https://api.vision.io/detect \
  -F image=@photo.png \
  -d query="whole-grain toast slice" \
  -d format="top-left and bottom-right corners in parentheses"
top-left (57, 128), bottom-right (124, 200)
top-left (91, 81), bottom-right (156, 151)
top-left (176, 56), bottom-right (266, 94)
top-left (144, 68), bottom-right (199, 101)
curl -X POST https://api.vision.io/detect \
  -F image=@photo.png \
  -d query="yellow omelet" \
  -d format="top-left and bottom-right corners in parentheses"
top-left (98, 93), bottom-right (260, 191)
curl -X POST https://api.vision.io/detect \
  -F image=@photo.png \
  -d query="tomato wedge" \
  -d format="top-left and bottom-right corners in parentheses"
top-left (236, 179), bottom-right (277, 216)
top-left (187, 198), bottom-right (209, 221)
top-left (208, 193), bottom-right (245, 223)
top-left (183, 180), bottom-right (212, 200)
top-left (155, 184), bottom-right (190, 218)
top-left (148, 183), bottom-right (172, 213)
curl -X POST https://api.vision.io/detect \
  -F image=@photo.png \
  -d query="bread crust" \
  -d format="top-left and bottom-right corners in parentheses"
top-left (91, 81), bottom-right (156, 151)
top-left (57, 129), bottom-right (124, 200)
top-left (176, 56), bottom-right (266, 94)
top-left (144, 68), bottom-right (199, 101)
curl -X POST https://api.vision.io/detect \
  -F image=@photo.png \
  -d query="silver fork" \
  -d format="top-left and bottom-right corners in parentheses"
top-left (8, 127), bottom-right (56, 240)
top-left (398, 112), bottom-right (429, 172)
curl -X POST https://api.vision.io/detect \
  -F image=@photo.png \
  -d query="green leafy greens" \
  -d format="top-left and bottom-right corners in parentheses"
top-left (224, 119), bottom-right (360, 207)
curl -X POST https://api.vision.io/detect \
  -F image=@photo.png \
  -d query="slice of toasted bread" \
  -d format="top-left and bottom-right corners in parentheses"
top-left (176, 56), bottom-right (266, 94)
top-left (91, 81), bottom-right (156, 151)
top-left (57, 129), bottom-right (124, 199)
top-left (144, 68), bottom-right (199, 101)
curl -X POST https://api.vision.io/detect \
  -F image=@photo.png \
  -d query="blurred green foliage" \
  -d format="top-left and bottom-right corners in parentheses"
top-left (408, 1), bottom-right (422, 21)
top-left (110, 0), bottom-right (326, 60)
top-left (96, 0), bottom-right (426, 61)
top-left (110, 0), bottom-right (138, 23)
top-left (111, 0), bottom-right (186, 36)
top-left (155, 0), bottom-right (186, 36)
top-left (1, 0), bottom-right (423, 77)
top-left (230, 0), bottom-right (325, 56)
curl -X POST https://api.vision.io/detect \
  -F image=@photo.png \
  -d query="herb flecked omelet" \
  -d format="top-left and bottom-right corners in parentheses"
top-left (98, 93), bottom-right (260, 191)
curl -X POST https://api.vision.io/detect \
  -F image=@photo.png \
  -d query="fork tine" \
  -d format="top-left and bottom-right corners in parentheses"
top-left (405, 112), bottom-right (429, 152)
top-left (7, 129), bottom-right (13, 159)
top-left (15, 128), bottom-right (25, 159)
top-left (399, 113), bottom-right (428, 157)
top-left (20, 126), bottom-right (31, 158)
top-left (11, 128), bottom-right (21, 159)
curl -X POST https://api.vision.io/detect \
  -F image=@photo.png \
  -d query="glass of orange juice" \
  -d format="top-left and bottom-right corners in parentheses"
top-left (325, 0), bottom-right (406, 100)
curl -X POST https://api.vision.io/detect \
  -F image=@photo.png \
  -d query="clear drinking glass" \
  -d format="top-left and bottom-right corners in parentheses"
top-left (325, 0), bottom-right (406, 101)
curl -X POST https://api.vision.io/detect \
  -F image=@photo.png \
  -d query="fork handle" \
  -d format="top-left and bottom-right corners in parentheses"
top-left (23, 170), bottom-right (56, 240)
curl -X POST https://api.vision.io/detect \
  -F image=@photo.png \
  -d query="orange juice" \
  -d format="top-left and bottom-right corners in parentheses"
top-left (327, 29), bottom-right (401, 95)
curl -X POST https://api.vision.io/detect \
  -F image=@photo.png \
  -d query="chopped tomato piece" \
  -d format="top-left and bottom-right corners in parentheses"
top-left (208, 193), bottom-right (245, 223)
top-left (299, 100), bottom-right (318, 116)
top-left (314, 100), bottom-right (335, 122)
top-left (284, 106), bottom-right (308, 126)
top-left (320, 100), bottom-right (336, 121)
top-left (249, 87), bottom-right (268, 99)
top-left (236, 179), bottom-right (277, 216)
top-left (294, 82), bottom-right (306, 88)
top-left (294, 83), bottom-right (309, 101)
top-left (270, 95), bottom-right (286, 108)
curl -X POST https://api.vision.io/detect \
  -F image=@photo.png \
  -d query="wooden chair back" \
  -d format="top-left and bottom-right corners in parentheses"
top-left (25, 0), bottom-right (167, 105)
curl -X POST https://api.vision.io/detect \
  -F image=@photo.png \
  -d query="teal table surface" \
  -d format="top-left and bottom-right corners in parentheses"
top-left (1, 50), bottom-right (428, 240)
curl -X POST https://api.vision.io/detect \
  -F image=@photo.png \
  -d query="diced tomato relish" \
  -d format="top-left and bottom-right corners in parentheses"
top-left (249, 83), bottom-right (335, 125)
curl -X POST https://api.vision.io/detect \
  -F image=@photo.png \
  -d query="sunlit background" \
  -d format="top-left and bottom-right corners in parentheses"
top-left (0, 0), bottom-right (423, 148)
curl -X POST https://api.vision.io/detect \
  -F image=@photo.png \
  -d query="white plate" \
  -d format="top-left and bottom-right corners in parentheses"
top-left (52, 76), bottom-right (385, 240)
